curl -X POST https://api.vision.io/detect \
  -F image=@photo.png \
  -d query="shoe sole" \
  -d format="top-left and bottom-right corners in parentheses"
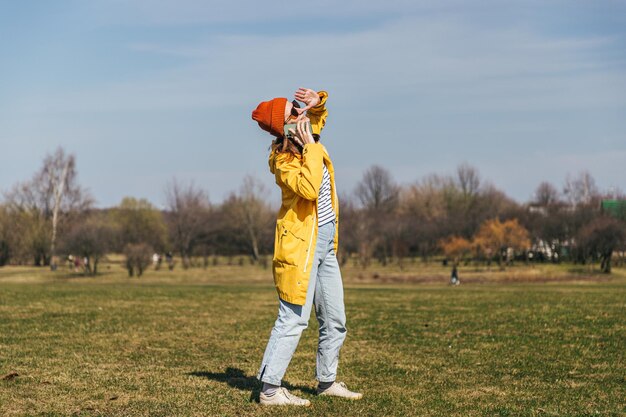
top-left (260, 400), bottom-right (311, 407)
top-left (317, 393), bottom-right (363, 400)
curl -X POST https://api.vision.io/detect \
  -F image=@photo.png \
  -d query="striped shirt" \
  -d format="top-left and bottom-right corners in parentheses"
top-left (317, 164), bottom-right (336, 227)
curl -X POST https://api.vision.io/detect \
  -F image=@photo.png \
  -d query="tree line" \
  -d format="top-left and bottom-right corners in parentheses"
top-left (0, 147), bottom-right (624, 275)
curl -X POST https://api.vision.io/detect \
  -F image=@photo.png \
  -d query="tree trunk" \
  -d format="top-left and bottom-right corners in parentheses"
top-left (246, 222), bottom-right (260, 262)
top-left (601, 253), bottom-right (612, 274)
top-left (251, 237), bottom-right (260, 262)
top-left (50, 160), bottom-right (70, 270)
top-left (182, 255), bottom-right (190, 269)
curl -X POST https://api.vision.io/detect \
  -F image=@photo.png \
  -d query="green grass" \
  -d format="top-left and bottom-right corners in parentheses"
top-left (0, 264), bottom-right (625, 416)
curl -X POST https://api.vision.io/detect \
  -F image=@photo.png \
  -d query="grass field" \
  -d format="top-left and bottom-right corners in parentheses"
top-left (1, 262), bottom-right (625, 416)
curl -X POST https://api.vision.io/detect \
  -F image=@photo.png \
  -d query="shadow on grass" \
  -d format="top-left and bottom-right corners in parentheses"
top-left (188, 367), bottom-right (316, 403)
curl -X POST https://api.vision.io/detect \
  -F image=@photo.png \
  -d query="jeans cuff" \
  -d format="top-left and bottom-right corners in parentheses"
top-left (316, 376), bottom-right (336, 383)
top-left (260, 375), bottom-right (282, 386)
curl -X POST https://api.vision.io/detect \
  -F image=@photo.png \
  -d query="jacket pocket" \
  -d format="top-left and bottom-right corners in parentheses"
top-left (274, 219), bottom-right (307, 266)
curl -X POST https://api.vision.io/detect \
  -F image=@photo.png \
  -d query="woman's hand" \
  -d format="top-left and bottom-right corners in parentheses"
top-left (294, 88), bottom-right (320, 114)
top-left (288, 117), bottom-right (315, 147)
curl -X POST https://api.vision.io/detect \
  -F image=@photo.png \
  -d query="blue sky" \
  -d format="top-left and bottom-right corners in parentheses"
top-left (1, 0), bottom-right (625, 208)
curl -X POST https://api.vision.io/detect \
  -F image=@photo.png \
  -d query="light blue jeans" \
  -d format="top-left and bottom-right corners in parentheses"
top-left (257, 220), bottom-right (347, 385)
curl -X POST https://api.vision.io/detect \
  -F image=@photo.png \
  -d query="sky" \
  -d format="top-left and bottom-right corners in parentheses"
top-left (1, 0), bottom-right (625, 208)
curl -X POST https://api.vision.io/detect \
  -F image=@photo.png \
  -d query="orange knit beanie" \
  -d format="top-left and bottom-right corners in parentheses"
top-left (252, 97), bottom-right (287, 138)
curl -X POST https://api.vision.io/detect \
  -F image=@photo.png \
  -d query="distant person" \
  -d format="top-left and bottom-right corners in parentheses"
top-left (165, 252), bottom-right (174, 271)
top-left (450, 264), bottom-right (460, 285)
top-left (251, 88), bottom-right (361, 407)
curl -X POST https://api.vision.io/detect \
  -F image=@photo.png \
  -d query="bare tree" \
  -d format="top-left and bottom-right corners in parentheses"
top-left (355, 165), bottom-right (399, 212)
top-left (339, 195), bottom-right (375, 268)
top-left (456, 163), bottom-right (481, 198)
top-left (60, 211), bottom-right (115, 275)
top-left (231, 175), bottom-right (273, 262)
top-left (398, 169), bottom-right (518, 261)
top-left (124, 243), bottom-right (153, 277)
top-left (107, 198), bottom-right (167, 277)
top-left (355, 166), bottom-right (400, 265)
top-left (400, 175), bottom-right (454, 261)
top-left (3, 147), bottom-right (91, 267)
top-left (454, 164), bottom-right (483, 237)
top-left (534, 181), bottom-right (560, 206)
top-left (47, 151), bottom-right (71, 264)
top-left (563, 171), bottom-right (599, 207)
top-left (164, 179), bottom-right (210, 269)
top-left (576, 216), bottom-right (626, 273)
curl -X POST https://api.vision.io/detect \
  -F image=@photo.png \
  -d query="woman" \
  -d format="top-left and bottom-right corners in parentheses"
top-left (251, 88), bottom-right (362, 406)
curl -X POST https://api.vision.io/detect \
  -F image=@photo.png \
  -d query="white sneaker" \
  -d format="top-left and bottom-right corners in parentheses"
top-left (317, 381), bottom-right (363, 400)
top-left (259, 387), bottom-right (311, 406)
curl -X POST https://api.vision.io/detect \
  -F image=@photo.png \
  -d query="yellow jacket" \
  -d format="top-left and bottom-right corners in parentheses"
top-left (268, 91), bottom-right (338, 305)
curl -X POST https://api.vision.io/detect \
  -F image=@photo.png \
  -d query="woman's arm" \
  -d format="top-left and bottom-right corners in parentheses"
top-left (274, 143), bottom-right (325, 201)
top-left (294, 88), bottom-right (328, 137)
top-left (307, 91), bottom-right (328, 136)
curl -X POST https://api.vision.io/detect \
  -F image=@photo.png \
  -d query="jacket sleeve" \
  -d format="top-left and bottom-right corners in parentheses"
top-left (275, 143), bottom-right (324, 201)
top-left (307, 91), bottom-right (328, 136)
